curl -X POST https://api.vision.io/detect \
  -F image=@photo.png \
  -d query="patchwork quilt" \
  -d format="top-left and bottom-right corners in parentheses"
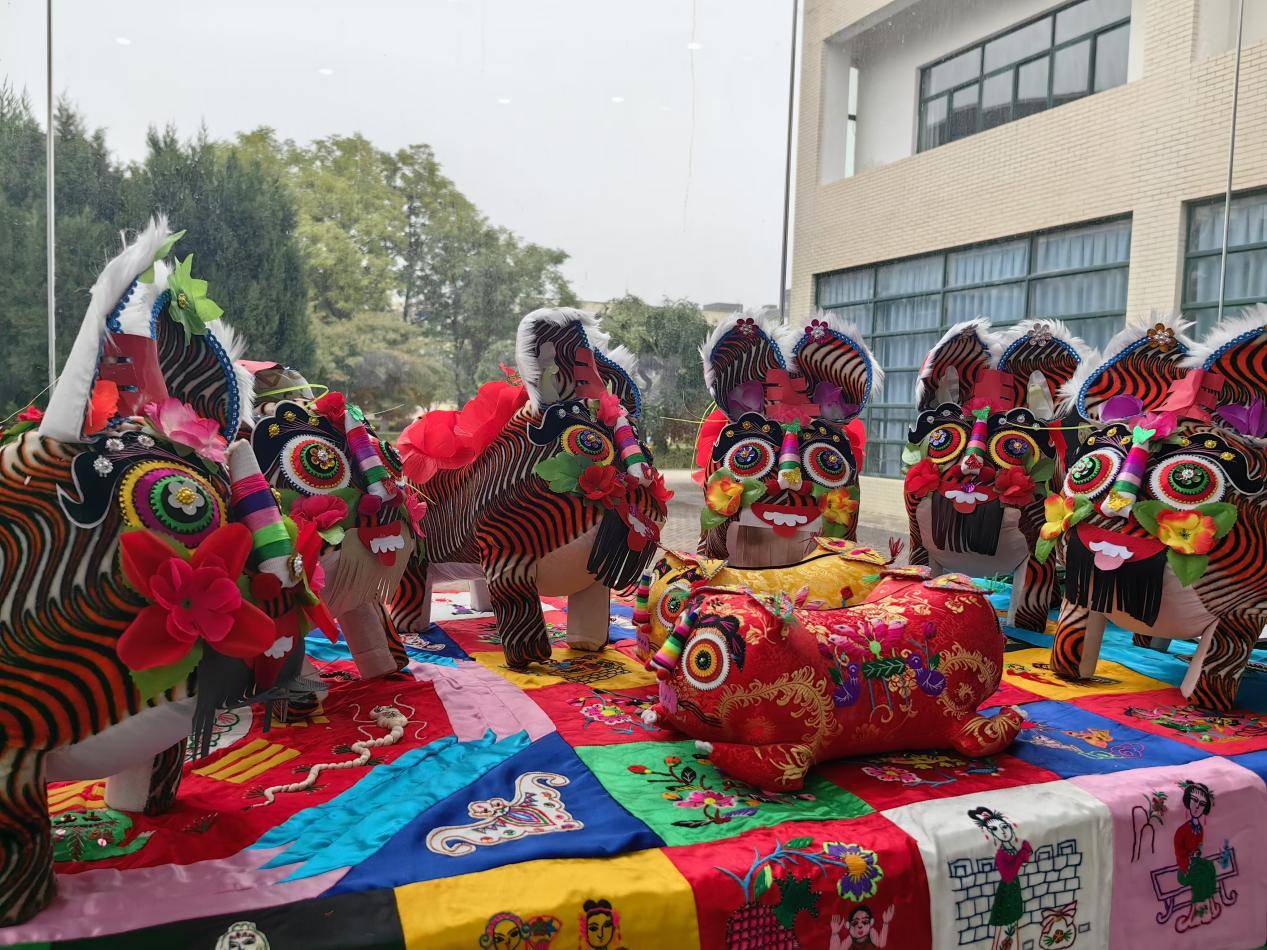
top-left (9, 588), bottom-right (1267, 950)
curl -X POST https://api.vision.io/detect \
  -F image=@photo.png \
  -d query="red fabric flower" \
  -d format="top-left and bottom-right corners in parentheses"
top-left (17, 404), bottom-right (44, 424)
top-left (402, 489), bottom-right (427, 534)
top-left (692, 408), bottom-right (729, 485)
top-left (579, 463), bottom-right (623, 504)
top-left (647, 469), bottom-right (675, 505)
top-left (289, 493), bottom-right (348, 532)
top-left (313, 390), bottom-right (347, 426)
top-left (117, 524), bottom-right (277, 670)
top-left (85, 380), bottom-right (119, 434)
top-left (904, 459), bottom-right (942, 499)
top-left (594, 390), bottom-right (624, 427)
top-left (994, 466), bottom-right (1036, 506)
top-left (398, 380), bottom-right (527, 485)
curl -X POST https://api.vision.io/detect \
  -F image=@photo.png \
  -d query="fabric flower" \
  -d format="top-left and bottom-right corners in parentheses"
top-left (17, 405), bottom-right (43, 423)
top-left (289, 493), bottom-right (349, 532)
top-left (1040, 494), bottom-right (1077, 541)
top-left (818, 487), bottom-right (858, 525)
top-left (85, 379), bottom-right (120, 435)
top-left (117, 524), bottom-right (276, 670)
top-left (1155, 509), bottom-right (1218, 556)
top-left (313, 390), bottom-right (347, 426)
top-left (398, 380), bottom-right (527, 484)
top-left (578, 463), bottom-right (623, 504)
top-left (823, 842), bottom-right (884, 901)
top-left (692, 408), bottom-right (729, 485)
top-left (705, 473), bottom-right (745, 517)
top-left (144, 398), bottom-right (228, 464)
top-left (646, 468), bottom-right (674, 505)
top-left (994, 466), bottom-right (1036, 507)
top-left (594, 390), bottom-right (624, 427)
top-left (676, 790), bottom-right (736, 809)
top-left (402, 489), bottom-right (427, 535)
top-left (904, 458), bottom-right (941, 499)
top-left (166, 254), bottom-right (224, 341)
top-left (166, 479), bottom-right (207, 516)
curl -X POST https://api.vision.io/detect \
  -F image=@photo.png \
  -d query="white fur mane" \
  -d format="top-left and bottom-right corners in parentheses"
top-left (515, 306), bottom-right (637, 411)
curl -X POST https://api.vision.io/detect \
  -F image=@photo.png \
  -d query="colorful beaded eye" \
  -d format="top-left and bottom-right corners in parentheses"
top-left (562, 425), bottom-right (615, 464)
top-left (1065, 447), bottom-right (1121, 498)
top-left (926, 424), bottom-right (966, 464)
top-left (682, 628), bottom-right (730, 691)
top-left (802, 442), bottom-right (851, 487)
top-left (657, 584), bottom-right (691, 629)
top-left (723, 437), bottom-right (775, 480)
top-left (1148, 454), bottom-right (1225, 509)
top-left (281, 435), bottom-right (351, 494)
top-left (989, 431), bottom-right (1040, 469)
top-left (118, 460), bottom-right (226, 546)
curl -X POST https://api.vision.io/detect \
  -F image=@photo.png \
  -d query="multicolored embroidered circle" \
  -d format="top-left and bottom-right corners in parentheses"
top-left (926, 424), bottom-right (966, 464)
top-left (281, 436), bottom-right (350, 493)
top-left (682, 629), bottom-right (730, 691)
top-left (989, 431), bottom-right (1038, 469)
top-left (118, 460), bottom-right (225, 545)
top-left (724, 437), bottom-right (775, 479)
top-left (1065, 448), bottom-right (1120, 498)
top-left (1149, 454), bottom-right (1224, 509)
top-left (563, 425), bottom-right (615, 464)
top-left (802, 442), bottom-right (850, 486)
top-left (657, 584), bottom-right (691, 629)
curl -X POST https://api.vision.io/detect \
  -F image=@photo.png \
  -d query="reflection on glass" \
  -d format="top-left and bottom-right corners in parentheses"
top-left (921, 95), bottom-right (948, 150)
top-left (1185, 251), bottom-right (1267, 306)
top-left (985, 17), bottom-right (1052, 74)
top-left (949, 84), bottom-right (980, 140)
top-left (1056, 0), bottom-right (1131, 44)
top-left (925, 47), bottom-right (981, 97)
top-left (1052, 40), bottom-right (1091, 106)
top-left (981, 72), bottom-right (1014, 131)
top-left (1030, 269), bottom-right (1128, 316)
top-left (1094, 24), bottom-right (1130, 92)
top-left (1034, 219), bottom-right (1132, 272)
top-left (818, 268), bottom-right (874, 307)
top-left (1016, 57), bottom-right (1051, 119)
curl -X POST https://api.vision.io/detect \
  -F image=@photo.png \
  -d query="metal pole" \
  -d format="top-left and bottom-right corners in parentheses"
top-left (45, 0), bottom-right (56, 389)
top-left (778, 0), bottom-right (799, 322)
top-left (1215, 0), bottom-right (1246, 326)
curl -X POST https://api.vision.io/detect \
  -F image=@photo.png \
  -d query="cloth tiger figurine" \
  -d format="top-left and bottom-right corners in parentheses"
top-left (392, 308), bottom-right (669, 668)
top-left (246, 363), bottom-right (423, 679)
top-left (0, 220), bottom-right (317, 925)
top-left (903, 318), bottom-right (1089, 632)
top-left (632, 539), bottom-right (890, 665)
top-left (696, 312), bottom-right (879, 567)
top-left (1046, 312), bottom-right (1267, 712)
top-left (646, 570), bottom-right (1024, 791)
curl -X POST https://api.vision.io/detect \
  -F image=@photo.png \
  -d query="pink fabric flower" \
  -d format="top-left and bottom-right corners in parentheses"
top-left (290, 493), bottom-right (349, 532)
top-left (144, 398), bottom-right (228, 464)
top-left (594, 390), bottom-right (624, 427)
top-left (676, 790), bottom-right (736, 809)
top-left (149, 558), bottom-right (243, 644)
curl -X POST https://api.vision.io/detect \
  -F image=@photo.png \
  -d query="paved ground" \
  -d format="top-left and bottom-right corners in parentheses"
top-left (659, 469), bottom-right (907, 562)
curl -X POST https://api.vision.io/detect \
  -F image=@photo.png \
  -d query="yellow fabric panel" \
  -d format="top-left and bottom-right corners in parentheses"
top-left (394, 848), bottom-right (700, 950)
top-left (470, 647), bottom-right (657, 691)
top-left (1002, 647), bottom-right (1169, 699)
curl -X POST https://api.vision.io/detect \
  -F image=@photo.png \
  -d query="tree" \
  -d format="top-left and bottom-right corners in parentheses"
top-left (601, 295), bottom-right (713, 465)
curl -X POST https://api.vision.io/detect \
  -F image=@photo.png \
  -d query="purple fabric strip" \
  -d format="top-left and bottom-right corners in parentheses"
top-left (407, 660), bottom-right (556, 741)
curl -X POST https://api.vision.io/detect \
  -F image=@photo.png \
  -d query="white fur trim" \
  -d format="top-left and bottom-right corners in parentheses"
top-left (515, 306), bottom-right (637, 411)
top-left (914, 318), bottom-right (1003, 409)
top-left (40, 217), bottom-right (170, 443)
top-left (1181, 303), bottom-right (1267, 370)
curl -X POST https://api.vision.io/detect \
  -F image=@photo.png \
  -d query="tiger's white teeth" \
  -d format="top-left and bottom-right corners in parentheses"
top-left (369, 534), bottom-right (406, 555)
top-left (761, 511), bottom-right (809, 527)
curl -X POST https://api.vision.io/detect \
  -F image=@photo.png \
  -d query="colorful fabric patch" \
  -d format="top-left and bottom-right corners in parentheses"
top-left (665, 815), bottom-right (934, 950)
top-left (331, 733), bottom-right (661, 893)
top-left (1071, 757), bottom-right (1267, 950)
top-left (529, 682), bottom-right (676, 746)
top-left (818, 750), bottom-right (1060, 811)
top-left (575, 740), bottom-right (871, 846)
top-left (410, 659), bottom-right (556, 742)
top-left (1075, 688), bottom-right (1267, 755)
top-left (399, 622), bottom-right (471, 661)
top-left (470, 646), bottom-right (656, 691)
top-left (886, 780), bottom-right (1113, 950)
top-left (982, 678), bottom-right (1045, 710)
top-left (393, 848), bottom-right (699, 949)
top-left (1003, 647), bottom-right (1169, 700)
top-left (1010, 701), bottom-right (1208, 778)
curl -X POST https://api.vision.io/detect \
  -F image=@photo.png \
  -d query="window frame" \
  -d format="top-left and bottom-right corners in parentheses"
top-left (814, 215), bottom-right (1132, 477)
top-left (917, 0), bottom-right (1131, 152)
top-left (1182, 188), bottom-right (1267, 336)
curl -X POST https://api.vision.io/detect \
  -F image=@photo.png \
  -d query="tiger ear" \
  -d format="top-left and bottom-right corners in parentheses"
top-left (782, 311), bottom-right (882, 423)
top-left (997, 319), bottom-right (1092, 422)
top-left (1184, 306), bottom-right (1267, 429)
top-left (516, 307), bottom-right (643, 415)
top-left (915, 319), bottom-right (1004, 412)
top-left (153, 309), bottom-right (254, 440)
top-left (1066, 315), bottom-right (1195, 422)
top-left (701, 314), bottom-right (786, 419)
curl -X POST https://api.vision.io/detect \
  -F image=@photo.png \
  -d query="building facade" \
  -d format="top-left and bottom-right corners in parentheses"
top-left (791, 0), bottom-right (1267, 530)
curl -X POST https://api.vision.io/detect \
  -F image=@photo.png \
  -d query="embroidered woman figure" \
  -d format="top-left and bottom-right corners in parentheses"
top-left (830, 903), bottom-right (894, 948)
top-left (968, 806), bottom-right (1033, 950)
top-left (1172, 780), bottom-right (1220, 926)
top-left (578, 899), bottom-right (626, 950)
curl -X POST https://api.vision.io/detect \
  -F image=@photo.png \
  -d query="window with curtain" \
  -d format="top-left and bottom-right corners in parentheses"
top-left (919, 0), bottom-right (1130, 152)
top-left (815, 217), bottom-right (1131, 477)
top-left (1183, 190), bottom-right (1267, 338)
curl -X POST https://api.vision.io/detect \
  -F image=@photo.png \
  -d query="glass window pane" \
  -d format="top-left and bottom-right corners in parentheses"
top-left (878, 371), bottom-right (919, 407)
top-left (876, 256), bottom-right (943, 297)
top-left (1035, 219), bottom-right (1131, 272)
top-left (874, 296), bottom-right (942, 333)
top-left (925, 47), bottom-right (981, 97)
top-left (1184, 308), bottom-right (1221, 341)
top-left (1188, 192), bottom-right (1267, 253)
top-left (818, 268), bottom-right (873, 307)
top-left (1094, 24), bottom-right (1130, 92)
top-left (946, 284), bottom-right (1026, 323)
top-left (1030, 268), bottom-right (1128, 316)
top-left (1016, 56), bottom-right (1050, 119)
top-left (863, 439), bottom-right (903, 477)
top-left (984, 17), bottom-right (1052, 73)
top-left (981, 71), bottom-right (1014, 131)
top-left (1064, 315), bottom-right (1125, 351)
top-left (921, 95), bottom-right (948, 150)
top-left (830, 303), bottom-right (874, 335)
top-left (1052, 40), bottom-right (1091, 106)
top-left (1056, 0), bottom-right (1131, 44)
top-left (1184, 249), bottom-right (1267, 306)
top-left (947, 239), bottom-right (1028, 286)
top-left (949, 83), bottom-right (980, 141)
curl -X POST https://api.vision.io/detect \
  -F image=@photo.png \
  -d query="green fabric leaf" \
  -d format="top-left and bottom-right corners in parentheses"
top-left (138, 229), bottom-right (186, 284)
top-left (1028, 455), bottom-right (1056, 485)
top-left (700, 506), bottom-right (729, 531)
top-left (1130, 500), bottom-right (1163, 536)
top-left (534, 452), bottom-right (589, 493)
top-left (900, 443), bottom-right (924, 467)
top-left (773, 874), bottom-right (819, 930)
top-left (753, 865), bottom-right (774, 900)
top-left (819, 519), bottom-right (846, 539)
top-left (194, 296), bottom-right (224, 321)
top-left (318, 525), bottom-right (346, 546)
top-left (1197, 501), bottom-right (1238, 538)
top-left (1034, 537), bottom-right (1055, 565)
top-left (1069, 495), bottom-right (1095, 527)
top-left (785, 836), bottom-right (814, 850)
top-left (1167, 550), bottom-right (1209, 587)
top-left (131, 643), bottom-right (203, 701)
top-left (739, 478), bottom-right (766, 506)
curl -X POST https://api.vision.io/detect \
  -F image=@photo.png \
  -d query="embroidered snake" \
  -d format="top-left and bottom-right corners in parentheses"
top-left (253, 703), bottom-right (409, 806)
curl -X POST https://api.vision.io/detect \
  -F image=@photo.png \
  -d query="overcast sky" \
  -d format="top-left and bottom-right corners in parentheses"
top-left (1, 0), bottom-right (796, 308)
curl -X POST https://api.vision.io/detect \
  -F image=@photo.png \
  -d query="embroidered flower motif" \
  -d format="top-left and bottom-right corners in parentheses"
top-left (994, 465), bottom-right (1036, 507)
top-left (735, 317), bottom-right (758, 338)
top-left (143, 398), bottom-right (228, 464)
top-left (1148, 322), bottom-right (1177, 351)
top-left (904, 458), bottom-right (941, 499)
top-left (818, 486), bottom-right (858, 525)
top-left (289, 493), bottom-right (349, 532)
top-left (705, 473), bottom-right (745, 517)
top-left (676, 790), bottom-right (736, 809)
top-left (1155, 508), bottom-right (1218, 556)
top-left (166, 478), bottom-right (207, 516)
top-left (806, 318), bottom-right (830, 341)
top-left (861, 764), bottom-right (921, 785)
top-left (1040, 494), bottom-right (1077, 541)
top-left (822, 842), bottom-right (884, 900)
